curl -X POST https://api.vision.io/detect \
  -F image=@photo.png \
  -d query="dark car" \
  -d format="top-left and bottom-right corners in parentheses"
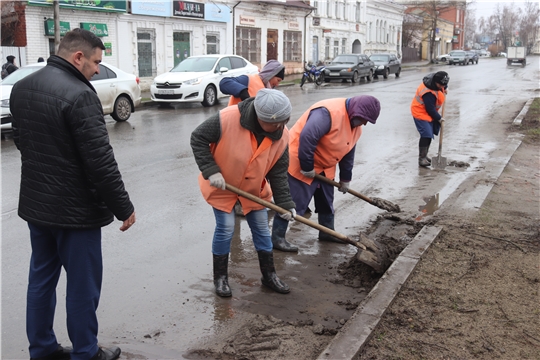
top-left (466, 51), bottom-right (479, 65)
top-left (369, 53), bottom-right (401, 79)
top-left (324, 54), bottom-right (374, 83)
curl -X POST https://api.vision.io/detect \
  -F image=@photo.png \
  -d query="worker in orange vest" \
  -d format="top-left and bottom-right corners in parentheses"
top-left (410, 71), bottom-right (449, 167)
top-left (219, 60), bottom-right (285, 106)
top-left (271, 95), bottom-right (381, 249)
top-left (190, 89), bottom-right (295, 297)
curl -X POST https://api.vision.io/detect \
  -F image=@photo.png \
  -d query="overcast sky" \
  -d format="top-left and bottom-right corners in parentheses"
top-left (468, 0), bottom-right (528, 20)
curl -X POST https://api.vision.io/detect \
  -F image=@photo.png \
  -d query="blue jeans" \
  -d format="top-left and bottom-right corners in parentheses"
top-left (212, 207), bottom-right (272, 255)
top-left (27, 223), bottom-right (102, 360)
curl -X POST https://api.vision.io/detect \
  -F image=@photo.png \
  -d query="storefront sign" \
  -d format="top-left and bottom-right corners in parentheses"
top-left (239, 15), bottom-right (255, 26)
top-left (132, 0), bottom-right (172, 17)
top-left (29, 0), bottom-right (126, 13)
top-left (104, 42), bottom-right (112, 56)
top-left (288, 21), bottom-right (299, 30)
top-left (80, 23), bottom-right (109, 37)
top-left (205, 3), bottom-right (230, 23)
top-left (173, 1), bottom-right (204, 19)
top-left (44, 19), bottom-right (70, 36)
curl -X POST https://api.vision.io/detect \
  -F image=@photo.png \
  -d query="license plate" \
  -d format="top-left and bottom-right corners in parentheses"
top-left (158, 90), bottom-right (174, 95)
top-left (330, 72), bottom-right (340, 76)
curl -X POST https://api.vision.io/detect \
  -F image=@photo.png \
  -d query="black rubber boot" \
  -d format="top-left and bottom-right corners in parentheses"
top-left (271, 216), bottom-right (298, 252)
top-left (426, 145), bottom-right (432, 164)
top-left (213, 254), bottom-right (232, 297)
top-left (419, 147), bottom-right (430, 167)
top-left (257, 250), bottom-right (290, 294)
top-left (318, 213), bottom-right (345, 243)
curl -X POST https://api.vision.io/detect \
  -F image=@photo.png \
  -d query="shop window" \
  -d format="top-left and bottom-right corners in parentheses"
top-left (137, 30), bottom-right (155, 77)
top-left (284, 31), bottom-right (301, 62)
top-left (206, 34), bottom-right (219, 54)
top-left (236, 27), bottom-right (261, 64)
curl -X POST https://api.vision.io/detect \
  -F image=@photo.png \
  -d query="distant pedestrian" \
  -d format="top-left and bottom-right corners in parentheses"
top-left (10, 28), bottom-right (135, 360)
top-left (1, 55), bottom-right (18, 79)
top-left (37, 57), bottom-right (45, 62)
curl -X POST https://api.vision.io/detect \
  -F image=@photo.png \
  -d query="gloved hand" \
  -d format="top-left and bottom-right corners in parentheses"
top-left (300, 169), bottom-right (316, 178)
top-left (439, 117), bottom-right (446, 122)
top-left (239, 88), bottom-right (250, 101)
top-left (338, 181), bottom-right (350, 194)
top-left (279, 208), bottom-right (296, 221)
top-left (208, 172), bottom-right (226, 190)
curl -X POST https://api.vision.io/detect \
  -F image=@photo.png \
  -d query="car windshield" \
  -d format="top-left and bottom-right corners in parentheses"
top-left (331, 55), bottom-right (357, 64)
top-left (370, 55), bottom-right (389, 62)
top-left (171, 57), bottom-right (219, 72)
top-left (1, 66), bottom-right (44, 85)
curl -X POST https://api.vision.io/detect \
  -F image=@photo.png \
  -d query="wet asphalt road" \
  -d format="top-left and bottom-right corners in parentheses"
top-left (2, 56), bottom-right (538, 359)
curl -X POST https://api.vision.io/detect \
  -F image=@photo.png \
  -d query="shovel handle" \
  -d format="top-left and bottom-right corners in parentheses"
top-left (438, 101), bottom-right (446, 156)
top-left (314, 174), bottom-right (374, 205)
top-left (224, 183), bottom-right (364, 250)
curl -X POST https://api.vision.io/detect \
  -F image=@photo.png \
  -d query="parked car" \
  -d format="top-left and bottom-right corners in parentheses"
top-left (466, 51), bottom-right (479, 64)
top-left (369, 53), bottom-right (401, 78)
top-left (478, 49), bottom-right (489, 57)
top-left (324, 54), bottom-right (374, 83)
top-left (150, 55), bottom-right (258, 107)
top-left (435, 53), bottom-right (451, 63)
top-left (1, 61), bottom-right (141, 133)
top-left (448, 50), bottom-right (471, 65)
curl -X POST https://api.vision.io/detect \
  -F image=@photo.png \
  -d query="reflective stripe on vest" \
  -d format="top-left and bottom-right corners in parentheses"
top-left (411, 83), bottom-right (446, 121)
top-left (227, 74), bottom-right (265, 106)
top-left (289, 98), bottom-right (362, 185)
top-left (198, 105), bottom-right (288, 214)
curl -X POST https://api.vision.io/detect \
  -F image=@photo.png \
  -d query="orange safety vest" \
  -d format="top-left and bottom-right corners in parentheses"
top-left (289, 98), bottom-right (362, 185)
top-left (227, 74), bottom-right (266, 106)
top-left (410, 83), bottom-right (446, 121)
top-left (198, 105), bottom-right (289, 214)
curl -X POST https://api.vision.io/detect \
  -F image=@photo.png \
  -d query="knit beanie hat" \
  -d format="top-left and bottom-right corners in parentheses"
top-left (254, 89), bottom-right (292, 123)
top-left (433, 71), bottom-right (449, 86)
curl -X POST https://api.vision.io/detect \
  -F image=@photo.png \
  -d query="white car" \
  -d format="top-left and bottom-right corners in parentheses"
top-left (436, 53), bottom-right (451, 63)
top-left (150, 54), bottom-right (259, 107)
top-left (1, 61), bottom-right (141, 133)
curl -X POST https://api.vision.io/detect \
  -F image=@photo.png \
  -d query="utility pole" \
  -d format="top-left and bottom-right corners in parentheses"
top-left (54, 0), bottom-right (60, 54)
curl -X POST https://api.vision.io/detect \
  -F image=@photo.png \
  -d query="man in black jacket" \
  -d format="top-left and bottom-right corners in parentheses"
top-left (1, 55), bottom-right (18, 78)
top-left (10, 28), bottom-right (135, 360)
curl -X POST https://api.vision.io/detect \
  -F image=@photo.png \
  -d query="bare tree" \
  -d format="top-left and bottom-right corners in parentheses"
top-left (518, 1), bottom-right (540, 53)
top-left (491, 3), bottom-right (519, 50)
top-left (464, 7), bottom-right (476, 48)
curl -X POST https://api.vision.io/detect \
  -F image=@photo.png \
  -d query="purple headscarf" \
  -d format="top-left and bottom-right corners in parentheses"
top-left (347, 95), bottom-right (381, 124)
top-left (259, 60), bottom-right (285, 84)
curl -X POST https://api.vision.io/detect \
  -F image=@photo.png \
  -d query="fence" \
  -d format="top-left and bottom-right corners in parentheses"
top-left (401, 46), bottom-right (421, 63)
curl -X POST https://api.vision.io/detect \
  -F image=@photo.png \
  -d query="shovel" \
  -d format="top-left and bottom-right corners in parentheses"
top-left (314, 174), bottom-right (401, 212)
top-left (432, 102), bottom-right (447, 169)
top-left (225, 183), bottom-right (388, 273)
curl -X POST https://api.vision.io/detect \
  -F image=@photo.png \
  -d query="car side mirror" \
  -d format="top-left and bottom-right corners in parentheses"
top-left (219, 67), bottom-right (229, 73)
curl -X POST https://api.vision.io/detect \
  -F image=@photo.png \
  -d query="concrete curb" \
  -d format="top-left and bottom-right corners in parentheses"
top-left (513, 98), bottom-right (534, 125)
top-left (317, 226), bottom-right (443, 360)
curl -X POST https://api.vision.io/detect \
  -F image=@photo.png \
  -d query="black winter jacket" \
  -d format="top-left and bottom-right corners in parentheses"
top-left (11, 55), bottom-right (134, 228)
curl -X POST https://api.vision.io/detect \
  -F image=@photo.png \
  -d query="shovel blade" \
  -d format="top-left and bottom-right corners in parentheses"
top-left (432, 155), bottom-right (447, 169)
top-left (355, 234), bottom-right (389, 273)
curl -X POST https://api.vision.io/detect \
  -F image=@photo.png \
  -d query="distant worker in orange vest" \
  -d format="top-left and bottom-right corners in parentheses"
top-left (410, 71), bottom-right (449, 167)
top-left (220, 60), bottom-right (285, 106)
top-left (271, 95), bottom-right (381, 251)
top-left (190, 89), bottom-right (295, 297)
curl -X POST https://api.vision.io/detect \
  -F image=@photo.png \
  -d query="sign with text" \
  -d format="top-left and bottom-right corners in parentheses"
top-left (29, 0), bottom-right (126, 13)
top-left (80, 23), bottom-right (109, 37)
top-left (132, 0), bottom-right (172, 17)
top-left (288, 21), bottom-right (299, 30)
top-left (173, 1), bottom-right (204, 19)
top-left (104, 42), bottom-right (112, 56)
top-left (239, 15), bottom-right (255, 26)
top-left (44, 19), bottom-right (70, 36)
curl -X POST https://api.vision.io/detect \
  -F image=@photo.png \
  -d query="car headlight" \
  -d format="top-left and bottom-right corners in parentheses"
top-left (377, 65), bottom-right (384, 70)
top-left (1, 99), bottom-right (9, 108)
top-left (183, 78), bottom-right (202, 85)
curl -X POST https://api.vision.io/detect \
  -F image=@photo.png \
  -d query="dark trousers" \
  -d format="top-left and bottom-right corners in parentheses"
top-left (287, 173), bottom-right (334, 216)
top-left (27, 222), bottom-right (102, 360)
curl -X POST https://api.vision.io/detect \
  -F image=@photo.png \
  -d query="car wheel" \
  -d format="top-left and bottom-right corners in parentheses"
top-left (367, 70), bottom-right (373, 82)
top-left (441, 57), bottom-right (446, 62)
top-left (201, 85), bottom-right (217, 107)
top-left (351, 71), bottom-right (359, 83)
top-left (383, 68), bottom-right (389, 79)
top-left (111, 95), bottom-right (132, 122)
top-left (449, 61), bottom-right (453, 65)
top-left (395, 67), bottom-right (401, 78)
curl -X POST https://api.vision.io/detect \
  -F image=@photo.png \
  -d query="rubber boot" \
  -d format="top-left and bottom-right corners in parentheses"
top-left (419, 147), bottom-right (430, 167)
top-left (257, 250), bottom-right (290, 294)
top-left (271, 216), bottom-right (298, 252)
top-left (213, 254), bottom-right (232, 297)
top-left (318, 213), bottom-right (345, 243)
top-left (425, 145), bottom-right (432, 164)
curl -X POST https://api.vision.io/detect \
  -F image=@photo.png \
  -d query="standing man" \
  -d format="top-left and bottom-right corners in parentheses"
top-left (219, 59), bottom-right (285, 106)
top-left (410, 71), bottom-right (449, 167)
top-left (10, 28), bottom-right (135, 360)
top-left (272, 96), bottom-right (381, 248)
top-left (191, 89), bottom-right (295, 297)
top-left (1, 55), bottom-right (19, 78)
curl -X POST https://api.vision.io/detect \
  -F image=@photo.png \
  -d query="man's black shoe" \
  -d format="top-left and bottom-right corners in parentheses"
top-left (30, 345), bottom-right (71, 360)
top-left (90, 346), bottom-right (121, 360)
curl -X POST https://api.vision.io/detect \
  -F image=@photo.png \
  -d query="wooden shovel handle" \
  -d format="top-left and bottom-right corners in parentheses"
top-left (225, 183), bottom-right (364, 249)
top-left (314, 174), bottom-right (374, 205)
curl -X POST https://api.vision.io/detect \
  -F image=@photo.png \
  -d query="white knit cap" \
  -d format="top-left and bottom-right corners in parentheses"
top-left (254, 89), bottom-right (292, 123)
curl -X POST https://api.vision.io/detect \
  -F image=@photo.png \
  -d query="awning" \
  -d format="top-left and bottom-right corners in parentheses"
top-left (446, 39), bottom-right (452, 43)
top-left (435, 37), bottom-right (440, 41)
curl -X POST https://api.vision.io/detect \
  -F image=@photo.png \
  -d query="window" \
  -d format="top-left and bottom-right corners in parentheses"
top-left (216, 57), bottom-right (232, 72)
top-left (356, 2), bottom-right (361, 22)
top-left (335, 1), bottom-right (338, 18)
top-left (230, 56), bottom-right (247, 69)
top-left (341, 38), bottom-right (346, 54)
top-left (340, 1), bottom-right (345, 20)
top-left (137, 30), bottom-right (155, 77)
top-left (284, 31), bottom-right (301, 61)
top-left (91, 64), bottom-right (117, 81)
top-left (325, 38), bottom-right (330, 60)
top-left (236, 27), bottom-right (261, 63)
top-left (313, 0), bottom-right (318, 16)
top-left (326, 0), bottom-right (331, 17)
top-left (333, 40), bottom-right (339, 58)
top-left (206, 34), bottom-right (219, 54)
